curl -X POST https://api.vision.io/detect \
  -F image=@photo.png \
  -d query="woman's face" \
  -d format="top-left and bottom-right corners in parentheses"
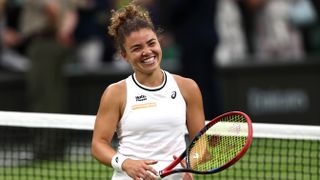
top-left (122, 28), bottom-right (162, 74)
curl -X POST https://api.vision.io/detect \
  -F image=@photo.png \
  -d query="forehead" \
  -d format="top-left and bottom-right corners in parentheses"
top-left (124, 28), bottom-right (157, 47)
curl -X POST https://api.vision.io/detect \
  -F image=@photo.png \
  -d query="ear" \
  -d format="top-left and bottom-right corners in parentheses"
top-left (121, 50), bottom-right (126, 59)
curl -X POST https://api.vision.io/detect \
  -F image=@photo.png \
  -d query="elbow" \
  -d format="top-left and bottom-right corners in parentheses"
top-left (91, 140), bottom-right (99, 160)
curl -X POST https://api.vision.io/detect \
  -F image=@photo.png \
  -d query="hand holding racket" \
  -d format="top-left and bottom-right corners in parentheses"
top-left (159, 111), bottom-right (253, 178)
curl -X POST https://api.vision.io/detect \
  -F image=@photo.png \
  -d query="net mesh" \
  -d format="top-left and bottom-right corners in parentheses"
top-left (1, 111), bottom-right (320, 180)
top-left (0, 111), bottom-right (111, 180)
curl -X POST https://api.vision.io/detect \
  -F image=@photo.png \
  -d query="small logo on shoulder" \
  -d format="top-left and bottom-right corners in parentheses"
top-left (115, 157), bottom-right (119, 163)
top-left (171, 91), bottom-right (177, 99)
top-left (135, 95), bottom-right (147, 101)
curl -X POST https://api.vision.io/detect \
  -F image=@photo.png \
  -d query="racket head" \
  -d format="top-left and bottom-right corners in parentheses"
top-left (185, 111), bottom-right (253, 174)
top-left (159, 111), bottom-right (253, 178)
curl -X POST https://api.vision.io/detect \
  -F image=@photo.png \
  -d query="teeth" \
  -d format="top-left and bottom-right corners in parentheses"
top-left (142, 57), bottom-right (155, 64)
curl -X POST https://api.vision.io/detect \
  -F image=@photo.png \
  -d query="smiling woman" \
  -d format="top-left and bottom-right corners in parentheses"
top-left (122, 28), bottom-right (162, 75)
top-left (91, 2), bottom-right (206, 180)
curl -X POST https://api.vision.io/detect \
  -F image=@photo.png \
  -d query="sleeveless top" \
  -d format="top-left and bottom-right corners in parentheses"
top-left (112, 70), bottom-right (187, 180)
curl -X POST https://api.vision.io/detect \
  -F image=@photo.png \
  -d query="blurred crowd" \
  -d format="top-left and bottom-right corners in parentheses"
top-left (215, 0), bottom-right (320, 65)
top-left (0, 0), bottom-right (114, 72)
top-left (0, 0), bottom-right (318, 160)
top-left (0, 0), bottom-right (319, 116)
top-left (0, 0), bottom-right (319, 72)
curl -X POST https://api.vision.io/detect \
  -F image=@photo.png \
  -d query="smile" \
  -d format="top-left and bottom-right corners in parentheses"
top-left (142, 56), bottom-right (156, 65)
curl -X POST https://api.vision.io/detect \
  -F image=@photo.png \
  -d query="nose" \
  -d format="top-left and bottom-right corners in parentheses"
top-left (142, 48), bottom-right (151, 56)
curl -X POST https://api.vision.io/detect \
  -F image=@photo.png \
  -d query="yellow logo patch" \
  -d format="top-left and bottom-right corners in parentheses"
top-left (132, 102), bottom-right (157, 110)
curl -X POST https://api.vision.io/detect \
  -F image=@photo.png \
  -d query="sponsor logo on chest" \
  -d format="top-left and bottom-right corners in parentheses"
top-left (135, 95), bottom-right (147, 102)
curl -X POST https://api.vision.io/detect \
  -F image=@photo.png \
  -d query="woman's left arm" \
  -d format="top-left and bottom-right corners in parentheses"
top-left (174, 75), bottom-right (206, 140)
top-left (174, 75), bottom-right (206, 180)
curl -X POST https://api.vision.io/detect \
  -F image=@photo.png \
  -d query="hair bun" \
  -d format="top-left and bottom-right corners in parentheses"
top-left (107, 3), bottom-right (155, 51)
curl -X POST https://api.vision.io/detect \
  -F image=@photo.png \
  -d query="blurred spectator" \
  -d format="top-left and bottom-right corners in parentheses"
top-left (309, 0), bottom-right (320, 54)
top-left (243, 0), bottom-right (305, 61)
top-left (290, 0), bottom-right (319, 56)
top-left (74, 0), bottom-right (116, 70)
top-left (19, 0), bottom-right (77, 161)
top-left (0, 0), bottom-right (4, 68)
top-left (155, 0), bottom-right (223, 119)
top-left (0, 0), bottom-right (4, 15)
top-left (0, 0), bottom-right (29, 72)
top-left (215, 0), bottom-right (248, 65)
top-left (20, 0), bottom-right (77, 113)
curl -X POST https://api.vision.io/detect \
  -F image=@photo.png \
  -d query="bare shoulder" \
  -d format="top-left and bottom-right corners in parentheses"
top-left (172, 74), bottom-right (199, 92)
top-left (105, 80), bottom-right (126, 93)
top-left (101, 80), bottom-right (126, 103)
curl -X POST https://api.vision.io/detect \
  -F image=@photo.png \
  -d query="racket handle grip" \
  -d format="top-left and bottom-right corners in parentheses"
top-left (158, 170), bottom-right (163, 178)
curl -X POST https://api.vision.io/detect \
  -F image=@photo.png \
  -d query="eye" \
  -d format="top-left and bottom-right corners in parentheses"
top-left (148, 40), bottom-right (156, 46)
top-left (131, 46), bottom-right (141, 52)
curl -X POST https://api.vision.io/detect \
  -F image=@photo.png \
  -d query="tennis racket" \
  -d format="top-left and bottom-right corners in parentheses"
top-left (159, 111), bottom-right (253, 178)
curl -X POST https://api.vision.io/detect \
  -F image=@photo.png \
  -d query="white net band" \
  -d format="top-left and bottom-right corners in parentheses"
top-left (1, 111), bottom-right (320, 140)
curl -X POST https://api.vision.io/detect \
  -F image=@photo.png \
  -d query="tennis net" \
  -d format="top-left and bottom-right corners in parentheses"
top-left (0, 111), bottom-right (319, 180)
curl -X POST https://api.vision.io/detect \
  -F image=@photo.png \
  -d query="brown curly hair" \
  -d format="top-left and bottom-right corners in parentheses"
top-left (108, 3), bottom-right (155, 52)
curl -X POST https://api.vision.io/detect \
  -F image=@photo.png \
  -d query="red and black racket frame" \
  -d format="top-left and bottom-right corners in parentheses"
top-left (159, 111), bottom-right (253, 178)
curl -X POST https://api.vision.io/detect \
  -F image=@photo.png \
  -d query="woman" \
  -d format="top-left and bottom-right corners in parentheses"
top-left (91, 3), bottom-right (205, 180)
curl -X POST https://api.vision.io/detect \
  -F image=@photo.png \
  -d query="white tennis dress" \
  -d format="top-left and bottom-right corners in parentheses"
top-left (112, 70), bottom-right (187, 180)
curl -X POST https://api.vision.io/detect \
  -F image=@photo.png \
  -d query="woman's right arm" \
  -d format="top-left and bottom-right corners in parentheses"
top-left (91, 81), bottom-right (158, 179)
top-left (91, 81), bottom-right (124, 166)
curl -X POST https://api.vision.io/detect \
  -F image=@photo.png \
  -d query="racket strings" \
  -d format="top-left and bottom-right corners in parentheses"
top-left (187, 114), bottom-right (248, 172)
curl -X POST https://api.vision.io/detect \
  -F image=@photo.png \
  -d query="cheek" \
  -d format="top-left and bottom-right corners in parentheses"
top-left (154, 45), bottom-right (162, 56)
top-left (158, 48), bottom-right (163, 59)
top-left (127, 53), bottom-right (141, 64)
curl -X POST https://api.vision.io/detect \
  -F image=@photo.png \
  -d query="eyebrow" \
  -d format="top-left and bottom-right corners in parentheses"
top-left (147, 38), bottom-right (156, 44)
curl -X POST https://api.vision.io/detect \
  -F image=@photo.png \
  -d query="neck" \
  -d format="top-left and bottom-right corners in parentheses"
top-left (134, 69), bottom-right (164, 87)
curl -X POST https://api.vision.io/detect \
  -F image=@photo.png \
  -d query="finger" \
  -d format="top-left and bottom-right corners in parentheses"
top-left (183, 173), bottom-right (194, 180)
top-left (137, 172), bottom-right (145, 180)
top-left (173, 155), bottom-right (187, 168)
top-left (144, 166), bottom-right (158, 176)
top-left (145, 160), bottom-right (158, 165)
top-left (138, 170), bottom-right (156, 180)
top-left (173, 155), bottom-right (178, 160)
top-left (145, 171), bottom-right (158, 180)
top-left (144, 160), bottom-right (158, 175)
top-left (181, 161), bottom-right (187, 168)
